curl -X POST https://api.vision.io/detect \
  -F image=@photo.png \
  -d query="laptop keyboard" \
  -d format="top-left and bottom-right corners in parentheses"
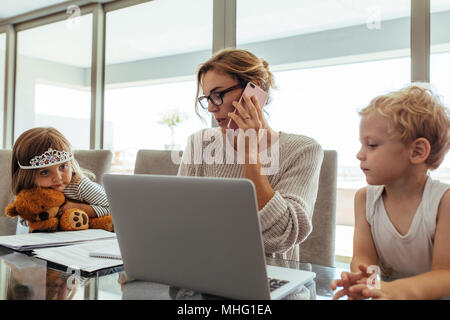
top-left (268, 277), bottom-right (289, 292)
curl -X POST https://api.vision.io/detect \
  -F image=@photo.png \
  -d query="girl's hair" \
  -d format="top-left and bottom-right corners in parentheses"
top-left (195, 48), bottom-right (276, 121)
top-left (360, 83), bottom-right (450, 169)
top-left (11, 127), bottom-right (94, 195)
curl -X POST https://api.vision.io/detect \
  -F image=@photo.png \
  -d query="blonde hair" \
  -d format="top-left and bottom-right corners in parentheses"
top-left (195, 48), bottom-right (276, 120)
top-left (11, 127), bottom-right (94, 195)
top-left (360, 83), bottom-right (450, 169)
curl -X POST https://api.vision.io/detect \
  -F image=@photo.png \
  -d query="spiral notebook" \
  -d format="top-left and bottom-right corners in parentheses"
top-left (89, 239), bottom-right (122, 260)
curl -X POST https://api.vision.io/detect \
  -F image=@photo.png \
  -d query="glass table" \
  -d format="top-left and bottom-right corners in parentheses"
top-left (0, 246), bottom-right (343, 300)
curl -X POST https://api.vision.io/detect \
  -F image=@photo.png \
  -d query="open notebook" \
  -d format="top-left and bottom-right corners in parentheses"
top-left (89, 239), bottom-right (122, 260)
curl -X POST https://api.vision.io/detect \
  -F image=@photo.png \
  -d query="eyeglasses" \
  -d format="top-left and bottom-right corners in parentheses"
top-left (198, 84), bottom-right (242, 109)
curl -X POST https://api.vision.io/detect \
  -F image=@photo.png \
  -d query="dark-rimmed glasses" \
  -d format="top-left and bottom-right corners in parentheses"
top-left (198, 84), bottom-right (242, 109)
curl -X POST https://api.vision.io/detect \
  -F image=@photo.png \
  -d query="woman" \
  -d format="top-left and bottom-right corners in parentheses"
top-left (178, 48), bottom-right (323, 262)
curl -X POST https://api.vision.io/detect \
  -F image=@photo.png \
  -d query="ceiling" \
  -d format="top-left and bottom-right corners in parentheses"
top-left (0, 0), bottom-right (73, 20)
top-left (1, 0), bottom-right (450, 68)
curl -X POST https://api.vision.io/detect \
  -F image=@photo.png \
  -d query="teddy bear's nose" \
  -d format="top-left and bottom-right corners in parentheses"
top-left (39, 212), bottom-right (49, 221)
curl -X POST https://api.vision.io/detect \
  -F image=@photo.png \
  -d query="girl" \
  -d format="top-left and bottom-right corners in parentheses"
top-left (10, 127), bottom-right (111, 233)
top-left (178, 48), bottom-right (324, 263)
top-left (331, 84), bottom-right (450, 299)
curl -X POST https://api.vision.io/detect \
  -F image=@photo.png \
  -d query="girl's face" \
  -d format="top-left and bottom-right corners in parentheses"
top-left (201, 69), bottom-right (244, 133)
top-left (356, 112), bottom-right (412, 186)
top-left (34, 161), bottom-right (73, 192)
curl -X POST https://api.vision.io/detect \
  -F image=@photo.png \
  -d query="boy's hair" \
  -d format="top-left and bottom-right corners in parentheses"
top-left (195, 48), bottom-right (276, 121)
top-left (360, 83), bottom-right (450, 169)
top-left (11, 127), bottom-right (94, 195)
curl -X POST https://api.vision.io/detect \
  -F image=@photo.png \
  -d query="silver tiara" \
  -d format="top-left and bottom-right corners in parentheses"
top-left (18, 148), bottom-right (73, 170)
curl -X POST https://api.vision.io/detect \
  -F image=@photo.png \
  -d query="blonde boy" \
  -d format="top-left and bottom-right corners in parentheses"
top-left (332, 84), bottom-right (450, 299)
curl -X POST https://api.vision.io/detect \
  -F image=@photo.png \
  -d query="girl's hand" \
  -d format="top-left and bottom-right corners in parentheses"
top-left (57, 200), bottom-right (82, 217)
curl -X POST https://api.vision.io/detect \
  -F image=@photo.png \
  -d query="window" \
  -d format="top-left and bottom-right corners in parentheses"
top-left (34, 82), bottom-right (91, 149)
top-left (237, 0), bottom-right (411, 259)
top-left (430, 0), bottom-right (450, 184)
top-left (0, 32), bottom-right (5, 145)
top-left (104, 0), bottom-right (213, 173)
top-left (14, 13), bottom-right (93, 149)
top-left (104, 80), bottom-right (210, 173)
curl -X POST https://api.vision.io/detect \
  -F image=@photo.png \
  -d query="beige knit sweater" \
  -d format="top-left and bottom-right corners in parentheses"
top-left (178, 128), bottom-right (324, 262)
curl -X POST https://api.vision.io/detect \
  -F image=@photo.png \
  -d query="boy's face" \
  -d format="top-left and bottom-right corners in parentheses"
top-left (34, 161), bottom-right (73, 192)
top-left (356, 112), bottom-right (412, 186)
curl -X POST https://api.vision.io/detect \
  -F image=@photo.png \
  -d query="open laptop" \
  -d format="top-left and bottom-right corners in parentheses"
top-left (103, 174), bottom-right (315, 300)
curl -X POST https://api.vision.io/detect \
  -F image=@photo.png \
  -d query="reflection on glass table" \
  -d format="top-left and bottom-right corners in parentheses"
top-left (0, 247), bottom-right (344, 300)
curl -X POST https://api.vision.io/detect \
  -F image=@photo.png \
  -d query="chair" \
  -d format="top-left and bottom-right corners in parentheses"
top-left (133, 149), bottom-right (182, 175)
top-left (73, 150), bottom-right (113, 186)
top-left (0, 150), bottom-right (16, 235)
top-left (132, 148), bottom-right (337, 267)
top-left (299, 150), bottom-right (338, 267)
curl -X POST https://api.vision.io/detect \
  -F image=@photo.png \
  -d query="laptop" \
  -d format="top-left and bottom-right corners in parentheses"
top-left (103, 174), bottom-right (315, 300)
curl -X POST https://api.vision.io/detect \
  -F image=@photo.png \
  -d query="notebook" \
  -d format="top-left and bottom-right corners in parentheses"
top-left (33, 238), bottom-right (123, 272)
top-left (89, 240), bottom-right (122, 260)
top-left (103, 174), bottom-right (316, 300)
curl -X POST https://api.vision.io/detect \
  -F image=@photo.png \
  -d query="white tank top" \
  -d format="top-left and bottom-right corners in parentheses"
top-left (366, 176), bottom-right (449, 281)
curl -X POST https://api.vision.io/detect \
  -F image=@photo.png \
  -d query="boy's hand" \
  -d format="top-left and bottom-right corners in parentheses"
top-left (330, 263), bottom-right (376, 300)
top-left (348, 280), bottom-right (405, 300)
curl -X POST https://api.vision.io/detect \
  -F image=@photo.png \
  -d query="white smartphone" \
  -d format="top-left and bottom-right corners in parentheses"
top-left (227, 82), bottom-right (269, 130)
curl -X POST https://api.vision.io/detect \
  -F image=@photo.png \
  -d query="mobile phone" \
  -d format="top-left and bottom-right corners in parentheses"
top-left (227, 82), bottom-right (269, 130)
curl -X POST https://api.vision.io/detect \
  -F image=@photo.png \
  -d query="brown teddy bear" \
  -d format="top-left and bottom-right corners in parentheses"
top-left (5, 188), bottom-right (113, 233)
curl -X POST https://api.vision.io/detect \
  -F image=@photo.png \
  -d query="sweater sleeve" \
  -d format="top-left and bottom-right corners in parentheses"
top-left (64, 176), bottom-right (110, 217)
top-left (259, 140), bottom-right (323, 254)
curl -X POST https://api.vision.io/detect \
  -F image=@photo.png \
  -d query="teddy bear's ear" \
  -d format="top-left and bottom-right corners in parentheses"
top-left (5, 203), bottom-right (18, 217)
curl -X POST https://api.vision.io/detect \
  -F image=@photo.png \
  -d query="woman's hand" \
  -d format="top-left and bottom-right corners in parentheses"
top-left (228, 94), bottom-right (267, 132)
top-left (228, 94), bottom-right (277, 165)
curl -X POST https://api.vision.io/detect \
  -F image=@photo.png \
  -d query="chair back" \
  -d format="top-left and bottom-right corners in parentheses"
top-left (133, 149), bottom-right (182, 175)
top-left (299, 150), bottom-right (338, 267)
top-left (73, 150), bottom-right (113, 186)
top-left (132, 149), bottom-right (337, 267)
top-left (0, 150), bottom-right (16, 235)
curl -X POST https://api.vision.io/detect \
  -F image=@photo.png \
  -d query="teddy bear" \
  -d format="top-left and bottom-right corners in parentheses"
top-left (5, 187), bottom-right (113, 233)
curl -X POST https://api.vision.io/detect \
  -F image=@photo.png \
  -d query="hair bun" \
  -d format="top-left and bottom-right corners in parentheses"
top-left (260, 58), bottom-right (269, 69)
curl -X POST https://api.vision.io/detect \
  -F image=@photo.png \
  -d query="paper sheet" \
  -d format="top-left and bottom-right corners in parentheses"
top-left (32, 239), bottom-right (123, 273)
top-left (0, 229), bottom-right (116, 251)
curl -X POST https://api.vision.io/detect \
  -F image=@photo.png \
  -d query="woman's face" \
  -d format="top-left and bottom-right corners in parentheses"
top-left (201, 69), bottom-right (244, 133)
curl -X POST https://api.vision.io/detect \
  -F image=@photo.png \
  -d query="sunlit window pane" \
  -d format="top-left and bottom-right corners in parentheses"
top-left (430, 0), bottom-right (450, 184)
top-left (105, 0), bottom-right (212, 173)
top-left (15, 14), bottom-right (92, 149)
top-left (0, 33), bottom-right (5, 145)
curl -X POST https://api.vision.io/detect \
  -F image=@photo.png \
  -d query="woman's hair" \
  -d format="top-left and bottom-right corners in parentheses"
top-left (11, 127), bottom-right (94, 195)
top-left (195, 48), bottom-right (276, 121)
top-left (359, 83), bottom-right (450, 169)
